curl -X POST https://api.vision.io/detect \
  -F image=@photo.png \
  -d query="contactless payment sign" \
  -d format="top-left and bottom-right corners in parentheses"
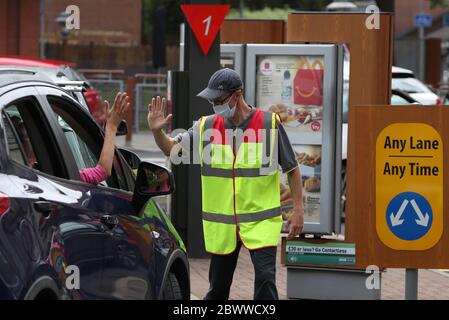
top-left (376, 123), bottom-right (443, 250)
top-left (181, 4), bottom-right (230, 56)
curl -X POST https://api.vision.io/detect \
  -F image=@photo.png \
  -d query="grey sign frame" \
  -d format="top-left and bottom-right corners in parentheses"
top-left (220, 44), bottom-right (245, 78)
top-left (245, 44), bottom-right (343, 235)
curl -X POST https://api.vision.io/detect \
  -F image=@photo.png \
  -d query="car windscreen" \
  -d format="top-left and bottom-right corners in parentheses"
top-left (391, 93), bottom-right (412, 105)
top-left (392, 77), bottom-right (432, 94)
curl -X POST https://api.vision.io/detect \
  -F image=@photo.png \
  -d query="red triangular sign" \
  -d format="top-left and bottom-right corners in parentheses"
top-left (181, 4), bottom-right (230, 56)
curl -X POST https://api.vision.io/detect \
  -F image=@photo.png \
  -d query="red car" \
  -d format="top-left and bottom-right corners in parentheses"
top-left (0, 56), bottom-right (106, 126)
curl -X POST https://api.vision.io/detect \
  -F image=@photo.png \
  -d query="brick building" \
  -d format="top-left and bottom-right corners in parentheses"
top-left (0, 0), bottom-right (40, 56)
top-left (44, 0), bottom-right (142, 46)
top-left (395, 0), bottom-right (448, 37)
top-left (0, 0), bottom-right (142, 58)
top-left (393, 0), bottom-right (449, 85)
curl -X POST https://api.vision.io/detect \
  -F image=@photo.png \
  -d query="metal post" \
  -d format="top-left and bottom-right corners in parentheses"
top-left (405, 268), bottom-right (418, 300)
top-left (134, 83), bottom-right (141, 134)
top-left (180, 23), bottom-right (185, 71)
top-left (419, 26), bottom-right (426, 81)
top-left (239, 0), bottom-right (244, 18)
top-left (62, 39), bottom-right (68, 60)
top-left (181, 0), bottom-right (221, 258)
top-left (126, 77), bottom-right (135, 143)
top-left (169, 71), bottom-right (190, 246)
top-left (40, 0), bottom-right (46, 58)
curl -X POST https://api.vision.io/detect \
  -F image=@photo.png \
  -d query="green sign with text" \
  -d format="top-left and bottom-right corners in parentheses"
top-left (285, 241), bottom-right (356, 266)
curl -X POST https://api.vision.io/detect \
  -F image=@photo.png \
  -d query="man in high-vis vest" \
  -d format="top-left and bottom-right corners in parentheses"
top-left (148, 68), bottom-right (304, 300)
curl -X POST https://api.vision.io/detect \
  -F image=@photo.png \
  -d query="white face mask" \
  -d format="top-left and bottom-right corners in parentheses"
top-left (212, 94), bottom-right (236, 119)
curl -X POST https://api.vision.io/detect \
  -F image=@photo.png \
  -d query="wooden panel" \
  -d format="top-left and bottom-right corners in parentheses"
top-left (287, 13), bottom-right (393, 109)
top-left (221, 19), bottom-right (285, 44)
top-left (287, 13), bottom-right (394, 246)
top-left (426, 38), bottom-right (442, 88)
top-left (350, 106), bottom-right (449, 268)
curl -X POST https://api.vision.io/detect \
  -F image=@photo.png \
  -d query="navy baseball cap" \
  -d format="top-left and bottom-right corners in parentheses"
top-left (197, 68), bottom-right (243, 101)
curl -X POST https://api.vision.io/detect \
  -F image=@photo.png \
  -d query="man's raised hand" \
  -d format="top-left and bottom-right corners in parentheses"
top-left (147, 96), bottom-right (172, 131)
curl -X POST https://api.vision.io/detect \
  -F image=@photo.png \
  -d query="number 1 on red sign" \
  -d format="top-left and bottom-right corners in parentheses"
top-left (203, 16), bottom-right (212, 36)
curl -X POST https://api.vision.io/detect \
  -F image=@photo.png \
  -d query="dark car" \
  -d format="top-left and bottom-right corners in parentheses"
top-left (0, 56), bottom-right (106, 126)
top-left (0, 68), bottom-right (189, 300)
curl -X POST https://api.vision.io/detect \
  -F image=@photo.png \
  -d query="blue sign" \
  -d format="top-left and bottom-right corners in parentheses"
top-left (444, 14), bottom-right (449, 27)
top-left (415, 14), bottom-right (433, 28)
top-left (386, 192), bottom-right (433, 241)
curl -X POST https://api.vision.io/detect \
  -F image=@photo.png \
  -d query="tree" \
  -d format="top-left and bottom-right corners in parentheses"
top-left (142, 0), bottom-right (186, 45)
top-left (222, 0), bottom-right (331, 11)
top-left (429, 0), bottom-right (449, 8)
top-left (142, 0), bottom-right (333, 44)
top-left (377, 0), bottom-right (395, 12)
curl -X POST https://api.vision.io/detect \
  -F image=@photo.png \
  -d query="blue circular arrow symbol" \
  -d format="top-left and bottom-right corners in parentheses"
top-left (386, 192), bottom-right (433, 241)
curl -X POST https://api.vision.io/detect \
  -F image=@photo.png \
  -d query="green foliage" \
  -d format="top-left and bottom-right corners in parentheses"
top-left (429, 0), bottom-right (449, 8)
top-left (142, 0), bottom-right (152, 44)
top-left (141, 0), bottom-right (332, 42)
top-left (142, 0), bottom-right (188, 43)
top-left (227, 6), bottom-right (291, 20)
top-left (223, 0), bottom-right (331, 11)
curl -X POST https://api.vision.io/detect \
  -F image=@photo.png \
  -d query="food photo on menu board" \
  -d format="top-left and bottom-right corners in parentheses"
top-left (280, 145), bottom-right (322, 227)
top-left (256, 55), bottom-right (324, 134)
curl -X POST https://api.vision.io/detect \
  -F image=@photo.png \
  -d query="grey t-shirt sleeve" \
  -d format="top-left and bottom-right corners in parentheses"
top-left (276, 120), bottom-right (298, 173)
top-left (174, 120), bottom-right (200, 153)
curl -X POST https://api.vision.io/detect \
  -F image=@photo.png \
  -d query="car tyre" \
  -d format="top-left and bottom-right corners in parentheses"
top-left (161, 272), bottom-right (183, 300)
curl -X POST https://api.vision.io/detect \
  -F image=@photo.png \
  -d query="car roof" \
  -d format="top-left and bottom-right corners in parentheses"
top-left (0, 66), bottom-right (86, 98)
top-left (0, 65), bottom-right (90, 86)
top-left (5, 65), bottom-right (76, 82)
top-left (0, 56), bottom-right (75, 68)
top-left (392, 66), bottom-right (414, 75)
top-left (0, 67), bottom-right (56, 89)
top-left (0, 67), bottom-right (90, 112)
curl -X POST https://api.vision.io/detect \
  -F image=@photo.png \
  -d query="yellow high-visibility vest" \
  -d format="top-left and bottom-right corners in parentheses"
top-left (199, 109), bottom-right (282, 254)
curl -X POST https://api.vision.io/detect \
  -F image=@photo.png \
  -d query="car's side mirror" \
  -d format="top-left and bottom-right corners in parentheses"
top-left (116, 120), bottom-right (128, 136)
top-left (119, 148), bottom-right (141, 170)
top-left (134, 162), bottom-right (175, 198)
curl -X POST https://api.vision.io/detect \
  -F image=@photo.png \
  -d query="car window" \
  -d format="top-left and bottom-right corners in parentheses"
top-left (47, 95), bottom-right (128, 190)
top-left (2, 112), bottom-right (29, 166)
top-left (2, 97), bottom-right (68, 178)
top-left (73, 91), bottom-right (90, 110)
top-left (392, 77), bottom-right (432, 94)
top-left (56, 115), bottom-right (98, 170)
top-left (342, 80), bottom-right (349, 123)
top-left (391, 94), bottom-right (411, 105)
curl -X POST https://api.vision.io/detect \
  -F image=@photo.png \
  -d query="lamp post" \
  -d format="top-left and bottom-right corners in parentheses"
top-left (55, 11), bottom-right (72, 59)
top-left (40, 0), bottom-right (46, 58)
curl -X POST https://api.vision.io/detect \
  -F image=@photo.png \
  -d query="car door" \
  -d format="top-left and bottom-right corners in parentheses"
top-left (0, 86), bottom-right (106, 299)
top-left (36, 86), bottom-right (158, 300)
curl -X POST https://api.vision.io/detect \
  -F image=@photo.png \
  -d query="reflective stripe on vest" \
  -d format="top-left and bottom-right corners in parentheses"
top-left (199, 110), bottom-right (282, 255)
top-left (200, 112), bottom-right (278, 178)
top-left (202, 207), bottom-right (281, 224)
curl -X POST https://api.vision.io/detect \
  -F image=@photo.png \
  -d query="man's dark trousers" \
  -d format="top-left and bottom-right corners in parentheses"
top-left (204, 241), bottom-right (279, 300)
